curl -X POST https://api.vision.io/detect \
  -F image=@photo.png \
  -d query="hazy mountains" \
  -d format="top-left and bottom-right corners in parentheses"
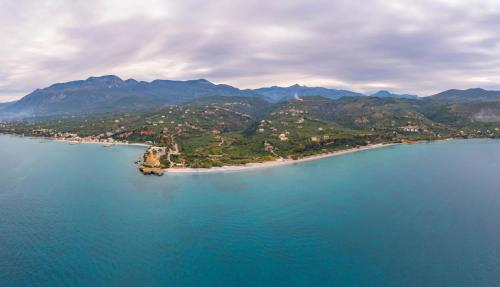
top-left (431, 88), bottom-right (500, 102)
top-left (254, 84), bottom-right (364, 102)
top-left (0, 76), bottom-right (367, 118)
top-left (370, 90), bottom-right (418, 100)
top-left (2, 75), bottom-right (500, 119)
top-left (0, 102), bottom-right (12, 110)
top-left (2, 76), bottom-right (260, 118)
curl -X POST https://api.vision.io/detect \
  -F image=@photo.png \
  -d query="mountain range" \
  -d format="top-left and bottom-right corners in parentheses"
top-left (1, 75), bottom-right (500, 119)
top-left (2, 76), bottom-right (260, 118)
top-left (254, 84), bottom-right (364, 102)
top-left (431, 88), bottom-right (500, 102)
top-left (369, 90), bottom-right (418, 99)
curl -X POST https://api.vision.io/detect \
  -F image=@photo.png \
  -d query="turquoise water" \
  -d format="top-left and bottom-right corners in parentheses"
top-left (1, 135), bottom-right (500, 287)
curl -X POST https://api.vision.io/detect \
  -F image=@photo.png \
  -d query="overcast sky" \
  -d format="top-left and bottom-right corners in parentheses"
top-left (1, 0), bottom-right (500, 101)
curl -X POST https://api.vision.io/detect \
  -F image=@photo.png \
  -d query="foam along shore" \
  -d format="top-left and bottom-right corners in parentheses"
top-left (15, 134), bottom-right (151, 148)
top-left (166, 143), bottom-right (397, 174)
top-left (52, 138), bottom-right (150, 147)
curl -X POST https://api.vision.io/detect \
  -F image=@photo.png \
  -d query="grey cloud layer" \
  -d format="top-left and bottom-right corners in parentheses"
top-left (2, 0), bottom-right (500, 101)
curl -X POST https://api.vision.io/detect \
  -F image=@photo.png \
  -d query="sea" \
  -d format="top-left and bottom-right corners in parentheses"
top-left (1, 134), bottom-right (499, 287)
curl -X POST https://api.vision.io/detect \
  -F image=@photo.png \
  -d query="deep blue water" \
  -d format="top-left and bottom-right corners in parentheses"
top-left (1, 135), bottom-right (500, 286)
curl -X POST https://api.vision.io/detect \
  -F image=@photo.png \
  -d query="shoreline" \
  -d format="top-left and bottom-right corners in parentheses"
top-left (0, 132), bottom-right (151, 148)
top-left (3, 133), bottom-right (495, 175)
top-left (68, 140), bottom-right (150, 148)
top-left (39, 136), bottom-right (150, 148)
top-left (165, 143), bottom-right (398, 174)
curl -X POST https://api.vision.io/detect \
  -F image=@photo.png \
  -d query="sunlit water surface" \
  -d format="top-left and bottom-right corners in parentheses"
top-left (1, 135), bottom-right (500, 286)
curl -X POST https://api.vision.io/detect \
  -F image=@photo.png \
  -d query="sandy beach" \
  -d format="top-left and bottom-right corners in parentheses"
top-left (50, 138), bottom-right (150, 148)
top-left (166, 143), bottom-right (397, 174)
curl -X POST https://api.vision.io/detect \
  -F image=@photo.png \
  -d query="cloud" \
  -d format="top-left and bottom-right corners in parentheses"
top-left (1, 0), bottom-right (500, 102)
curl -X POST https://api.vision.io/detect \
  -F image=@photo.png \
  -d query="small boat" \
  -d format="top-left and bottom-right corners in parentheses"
top-left (103, 143), bottom-right (114, 147)
top-left (69, 140), bottom-right (80, 145)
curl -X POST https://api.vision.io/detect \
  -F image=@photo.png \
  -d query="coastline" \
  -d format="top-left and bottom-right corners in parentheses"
top-left (70, 140), bottom-right (150, 148)
top-left (4, 132), bottom-right (497, 175)
top-left (0, 133), bottom-right (151, 148)
top-left (165, 143), bottom-right (397, 174)
top-left (42, 137), bottom-right (150, 148)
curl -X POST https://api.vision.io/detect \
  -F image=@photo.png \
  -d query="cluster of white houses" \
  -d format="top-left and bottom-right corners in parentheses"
top-left (399, 125), bottom-right (420, 132)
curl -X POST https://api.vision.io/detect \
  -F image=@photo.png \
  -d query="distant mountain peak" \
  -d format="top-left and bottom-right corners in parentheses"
top-left (125, 78), bottom-right (138, 84)
top-left (371, 90), bottom-right (391, 96)
top-left (432, 88), bottom-right (500, 102)
top-left (370, 90), bottom-right (418, 99)
top-left (186, 79), bottom-right (212, 84)
top-left (467, 88), bottom-right (486, 92)
top-left (253, 84), bottom-right (364, 102)
top-left (86, 75), bottom-right (123, 83)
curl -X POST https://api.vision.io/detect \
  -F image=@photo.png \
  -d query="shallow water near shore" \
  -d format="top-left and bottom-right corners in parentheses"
top-left (1, 134), bottom-right (500, 287)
